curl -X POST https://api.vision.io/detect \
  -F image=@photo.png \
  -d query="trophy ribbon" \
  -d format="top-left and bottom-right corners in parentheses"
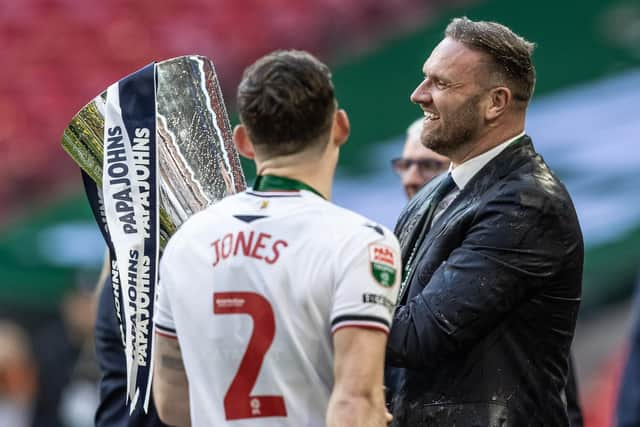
top-left (62, 56), bottom-right (245, 413)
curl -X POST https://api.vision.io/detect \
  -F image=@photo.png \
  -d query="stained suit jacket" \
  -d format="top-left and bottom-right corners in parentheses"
top-left (385, 136), bottom-right (583, 426)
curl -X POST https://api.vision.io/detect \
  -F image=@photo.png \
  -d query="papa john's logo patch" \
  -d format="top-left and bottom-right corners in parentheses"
top-left (368, 244), bottom-right (397, 288)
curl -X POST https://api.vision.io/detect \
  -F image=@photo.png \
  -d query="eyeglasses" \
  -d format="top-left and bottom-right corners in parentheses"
top-left (391, 158), bottom-right (448, 178)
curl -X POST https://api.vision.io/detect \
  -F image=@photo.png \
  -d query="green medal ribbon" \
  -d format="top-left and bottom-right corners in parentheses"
top-left (253, 174), bottom-right (325, 199)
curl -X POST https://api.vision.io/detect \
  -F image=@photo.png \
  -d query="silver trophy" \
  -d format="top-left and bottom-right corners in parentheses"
top-left (61, 55), bottom-right (245, 413)
top-left (62, 55), bottom-right (246, 245)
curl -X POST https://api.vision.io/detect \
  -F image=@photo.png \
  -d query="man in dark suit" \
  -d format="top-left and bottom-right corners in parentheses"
top-left (385, 17), bottom-right (583, 426)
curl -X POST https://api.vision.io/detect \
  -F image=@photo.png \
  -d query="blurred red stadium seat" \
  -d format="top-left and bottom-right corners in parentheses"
top-left (0, 0), bottom-right (430, 222)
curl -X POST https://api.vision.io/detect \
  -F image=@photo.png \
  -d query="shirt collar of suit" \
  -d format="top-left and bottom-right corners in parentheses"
top-left (449, 130), bottom-right (525, 190)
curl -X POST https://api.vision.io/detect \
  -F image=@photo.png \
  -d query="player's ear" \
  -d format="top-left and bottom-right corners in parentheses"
top-left (233, 124), bottom-right (255, 159)
top-left (332, 109), bottom-right (350, 147)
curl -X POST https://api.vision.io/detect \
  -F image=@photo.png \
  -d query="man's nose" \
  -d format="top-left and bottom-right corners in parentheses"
top-left (410, 80), bottom-right (432, 105)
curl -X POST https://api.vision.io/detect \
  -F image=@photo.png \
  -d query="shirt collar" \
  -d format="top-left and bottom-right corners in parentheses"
top-left (450, 131), bottom-right (525, 190)
top-left (252, 174), bottom-right (325, 199)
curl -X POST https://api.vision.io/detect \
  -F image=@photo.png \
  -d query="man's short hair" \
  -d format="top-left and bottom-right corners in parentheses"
top-left (237, 49), bottom-right (336, 156)
top-left (445, 17), bottom-right (536, 105)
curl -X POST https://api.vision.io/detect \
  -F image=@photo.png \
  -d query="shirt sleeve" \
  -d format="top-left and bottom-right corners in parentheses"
top-left (154, 237), bottom-right (179, 340)
top-left (330, 224), bottom-right (401, 334)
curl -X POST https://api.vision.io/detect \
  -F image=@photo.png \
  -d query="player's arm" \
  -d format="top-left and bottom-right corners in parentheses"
top-left (152, 333), bottom-right (191, 427)
top-left (326, 327), bottom-right (389, 427)
top-left (327, 225), bottom-right (401, 426)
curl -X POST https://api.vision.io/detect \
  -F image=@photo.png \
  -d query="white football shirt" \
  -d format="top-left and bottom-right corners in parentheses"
top-left (154, 187), bottom-right (400, 427)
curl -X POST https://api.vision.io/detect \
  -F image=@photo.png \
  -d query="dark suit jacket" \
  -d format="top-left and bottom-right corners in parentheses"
top-left (386, 136), bottom-right (583, 426)
top-left (94, 276), bottom-right (168, 427)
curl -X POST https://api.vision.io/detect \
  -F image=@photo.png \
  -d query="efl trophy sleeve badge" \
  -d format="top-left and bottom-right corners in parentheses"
top-left (61, 56), bottom-right (245, 413)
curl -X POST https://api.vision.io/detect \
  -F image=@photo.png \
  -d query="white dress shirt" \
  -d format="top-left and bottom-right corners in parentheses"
top-left (432, 131), bottom-right (525, 223)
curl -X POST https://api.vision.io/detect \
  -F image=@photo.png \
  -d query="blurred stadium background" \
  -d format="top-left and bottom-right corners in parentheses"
top-left (0, 0), bottom-right (638, 426)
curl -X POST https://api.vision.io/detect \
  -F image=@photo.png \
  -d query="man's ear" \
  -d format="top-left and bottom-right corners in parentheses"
top-left (332, 109), bottom-right (350, 147)
top-left (485, 86), bottom-right (511, 121)
top-left (233, 124), bottom-right (255, 159)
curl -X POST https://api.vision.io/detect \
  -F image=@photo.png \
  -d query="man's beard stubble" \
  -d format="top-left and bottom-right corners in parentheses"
top-left (421, 93), bottom-right (483, 158)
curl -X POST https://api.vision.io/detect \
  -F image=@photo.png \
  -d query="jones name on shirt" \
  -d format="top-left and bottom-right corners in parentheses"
top-left (212, 230), bottom-right (288, 266)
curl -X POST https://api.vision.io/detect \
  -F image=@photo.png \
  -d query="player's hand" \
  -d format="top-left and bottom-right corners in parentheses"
top-left (385, 409), bottom-right (393, 425)
top-left (383, 385), bottom-right (393, 425)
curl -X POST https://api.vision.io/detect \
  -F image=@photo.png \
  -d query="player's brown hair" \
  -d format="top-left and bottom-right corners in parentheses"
top-left (237, 50), bottom-right (336, 156)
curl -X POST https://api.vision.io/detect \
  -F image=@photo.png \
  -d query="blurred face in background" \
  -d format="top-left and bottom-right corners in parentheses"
top-left (392, 119), bottom-right (450, 198)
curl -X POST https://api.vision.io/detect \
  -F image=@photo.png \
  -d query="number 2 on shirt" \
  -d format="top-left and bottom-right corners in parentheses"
top-left (213, 292), bottom-right (288, 420)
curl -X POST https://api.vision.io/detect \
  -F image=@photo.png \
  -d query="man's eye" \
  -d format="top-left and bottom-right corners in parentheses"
top-left (434, 80), bottom-right (448, 89)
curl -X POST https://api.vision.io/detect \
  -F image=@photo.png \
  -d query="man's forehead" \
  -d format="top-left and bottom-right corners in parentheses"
top-left (423, 37), bottom-right (486, 79)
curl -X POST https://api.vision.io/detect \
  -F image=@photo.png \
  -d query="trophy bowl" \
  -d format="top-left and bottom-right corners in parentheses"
top-left (62, 55), bottom-right (245, 246)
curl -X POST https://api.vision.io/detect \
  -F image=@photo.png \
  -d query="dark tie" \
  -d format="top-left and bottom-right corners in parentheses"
top-left (422, 173), bottom-right (457, 231)
top-left (401, 173), bottom-right (457, 286)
